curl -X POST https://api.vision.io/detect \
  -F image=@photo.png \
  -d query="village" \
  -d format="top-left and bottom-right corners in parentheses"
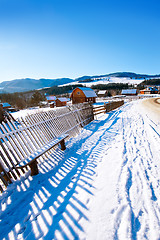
top-left (0, 85), bottom-right (160, 239)
top-left (1, 0), bottom-right (160, 238)
top-left (0, 82), bottom-right (160, 191)
top-left (0, 84), bottom-right (160, 121)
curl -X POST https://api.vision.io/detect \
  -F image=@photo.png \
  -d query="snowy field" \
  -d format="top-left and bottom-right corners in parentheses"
top-left (59, 77), bottom-right (144, 87)
top-left (1, 98), bottom-right (160, 240)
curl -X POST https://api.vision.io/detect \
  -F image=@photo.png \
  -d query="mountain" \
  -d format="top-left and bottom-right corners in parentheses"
top-left (77, 72), bottom-right (160, 82)
top-left (102, 72), bottom-right (160, 78)
top-left (75, 76), bottom-right (92, 82)
top-left (0, 72), bottom-right (160, 93)
top-left (0, 78), bottom-right (74, 93)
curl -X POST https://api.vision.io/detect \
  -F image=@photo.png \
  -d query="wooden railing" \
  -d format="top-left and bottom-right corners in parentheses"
top-left (93, 105), bottom-right (106, 116)
top-left (93, 100), bottom-right (124, 117)
top-left (104, 100), bottom-right (124, 112)
top-left (0, 103), bottom-right (93, 192)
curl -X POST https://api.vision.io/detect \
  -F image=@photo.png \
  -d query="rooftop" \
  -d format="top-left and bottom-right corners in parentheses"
top-left (0, 102), bottom-right (11, 108)
top-left (121, 89), bottom-right (137, 94)
top-left (75, 87), bottom-right (97, 98)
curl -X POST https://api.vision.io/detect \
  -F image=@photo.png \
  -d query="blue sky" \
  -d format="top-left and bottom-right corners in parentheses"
top-left (0, 0), bottom-right (160, 82)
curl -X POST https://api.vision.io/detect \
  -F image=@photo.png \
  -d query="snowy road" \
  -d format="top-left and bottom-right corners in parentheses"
top-left (1, 99), bottom-right (160, 240)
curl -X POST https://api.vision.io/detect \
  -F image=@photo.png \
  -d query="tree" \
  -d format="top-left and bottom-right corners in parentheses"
top-left (30, 91), bottom-right (46, 106)
top-left (107, 91), bottom-right (112, 97)
top-left (16, 98), bottom-right (27, 109)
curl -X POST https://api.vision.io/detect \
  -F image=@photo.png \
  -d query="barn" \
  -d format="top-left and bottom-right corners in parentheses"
top-left (55, 97), bottom-right (70, 107)
top-left (71, 87), bottom-right (97, 104)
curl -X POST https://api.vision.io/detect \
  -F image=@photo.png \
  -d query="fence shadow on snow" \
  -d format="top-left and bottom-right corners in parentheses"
top-left (0, 102), bottom-right (124, 239)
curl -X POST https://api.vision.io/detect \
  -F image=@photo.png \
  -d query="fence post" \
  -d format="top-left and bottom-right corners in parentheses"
top-left (0, 104), bottom-right (4, 123)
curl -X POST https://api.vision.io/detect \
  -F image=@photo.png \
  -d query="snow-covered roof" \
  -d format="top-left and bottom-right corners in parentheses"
top-left (148, 87), bottom-right (158, 91)
top-left (141, 89), bottom-right (151, 92)
top-left (77, 87), bottom-right (97, 98)
top-left (98, 90), bottom-right (107, 95)
top-left (57, 97), bottom-right (70, 102)
top-left (141, 87), bottom-right (158, 92)
top-left (121, 89), bottom-right (137, 95)
top-left (0, 102), bottom-right (11, 108)
top-left (46, 96), bottom-right (57, 101)
top-left (40, 101), bottom-right (48, 105)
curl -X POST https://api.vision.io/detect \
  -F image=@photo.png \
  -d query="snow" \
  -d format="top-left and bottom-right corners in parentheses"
top-left (11, 106), bottom-right (69, 120)
top-left (59, 77), bottom-right (144, 88)
top-left (98, 90), bottom-right (107, 95)
top-left (1, 98), bottom-right (160, 239)
top-left (57, 97), bottom-right (70, 102)
top-left (121, 89), bottom-right (137, 95)
top-left (11, 107), bottom-right (52, 120)
top-left (46, 96), bottom-right (57, 101)
top-left (71, 87), bottom-right (97, 98)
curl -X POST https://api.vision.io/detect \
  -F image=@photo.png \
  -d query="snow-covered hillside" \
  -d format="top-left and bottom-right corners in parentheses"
top-left (1, 72), bottom-right (160, 92)
top-left (59, 77), bottom-right (145, 87)
top-left (0, 98), bottom-right (160, 239)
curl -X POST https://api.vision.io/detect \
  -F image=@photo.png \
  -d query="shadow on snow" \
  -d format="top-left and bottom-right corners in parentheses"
top-left (0, 108), bottom-right (123, 239)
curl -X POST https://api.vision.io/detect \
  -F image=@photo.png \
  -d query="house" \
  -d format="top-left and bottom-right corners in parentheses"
top-left (0, 102), bottom-right (11, 110)
top-left (46, 95), bottom-right (57, 103)
top-left (49, 102), bottom-right (55, 108)
top-left (0, 103), bottom-right (12, 123)
top-left (157, 86), bottom-right (160, 92)
top-left (98, 90), bottom-right (108, 97)
top-left (140, 87), bottom-right (158, 94)
top-left (70, 87), bottom-right (97, 104)
top-left (39, 101), bottom-right (49, 108)
top-left (55, 97), bottom-right (70, 107)
top-left (45, 95), bottom-right (57, 108)
top-left (121, 89), bottom-right (137, 96)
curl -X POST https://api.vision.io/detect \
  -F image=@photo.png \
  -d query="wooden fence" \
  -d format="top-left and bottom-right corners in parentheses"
top-left (104, 100), bottom-right (124, 112)
top-left (0, 103), bottom-right (93, 192)
top-left (93, 100), bottom-right (124, 117)
top-left (93, 105), bottom-right (106, 116)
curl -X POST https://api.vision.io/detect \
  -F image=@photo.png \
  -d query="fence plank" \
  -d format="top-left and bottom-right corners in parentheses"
top-left (0, 103), bottom-right (94, 192)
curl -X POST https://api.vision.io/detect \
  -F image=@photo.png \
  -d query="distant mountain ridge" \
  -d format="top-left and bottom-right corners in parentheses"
top-left (106, 72), bottom-right (160, 78)
top-left (0, 72), bottom-right (160, 93)
top-left (76, 72), bottom-right (160, 81)
top-left (0, 78), bottom-right (74, 93)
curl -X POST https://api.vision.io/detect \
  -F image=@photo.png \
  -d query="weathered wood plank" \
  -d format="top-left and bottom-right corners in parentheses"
top-left (0, 103), bottom-right (94, 191)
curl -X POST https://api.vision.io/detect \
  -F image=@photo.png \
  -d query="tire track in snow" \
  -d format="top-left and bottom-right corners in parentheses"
top-left (113, 101), bottom-right (160, 240)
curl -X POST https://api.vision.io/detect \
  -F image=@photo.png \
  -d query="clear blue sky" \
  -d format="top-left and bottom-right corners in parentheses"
top-left (0, 0), bottom-right (160, 82)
